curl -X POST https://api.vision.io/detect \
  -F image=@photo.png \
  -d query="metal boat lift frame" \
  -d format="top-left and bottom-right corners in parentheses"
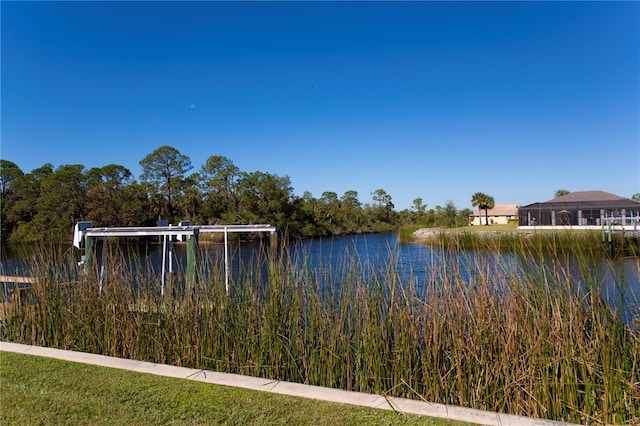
top-left (73, 222), bottom-right (277, 295)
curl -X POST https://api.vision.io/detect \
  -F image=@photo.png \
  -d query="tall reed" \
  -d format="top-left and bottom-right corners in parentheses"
top-left (2, 236), bottom-right (638, 424)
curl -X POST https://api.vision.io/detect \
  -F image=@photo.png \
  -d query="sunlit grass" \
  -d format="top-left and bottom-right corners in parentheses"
top-left (406, 224), bottom-right (639, 257)
top-left (1, 351), bottom-right (466, 425)
top-left (451, 223), bottom-right (519, 232)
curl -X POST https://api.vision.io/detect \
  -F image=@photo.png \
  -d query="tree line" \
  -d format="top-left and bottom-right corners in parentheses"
top-left (0, 146), bottom-right (472, 243)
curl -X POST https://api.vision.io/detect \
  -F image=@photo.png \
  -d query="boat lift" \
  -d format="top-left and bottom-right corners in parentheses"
top-left (601, 212), bottom-right (640, 256)
top-left (73, 221), bottom-right (277, 295)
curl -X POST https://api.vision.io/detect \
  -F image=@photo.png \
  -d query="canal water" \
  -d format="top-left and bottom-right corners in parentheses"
top-left (2, 233), bottom-right (639, 318)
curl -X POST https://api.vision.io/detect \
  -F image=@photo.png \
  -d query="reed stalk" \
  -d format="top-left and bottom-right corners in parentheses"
top-left (2, 236), bottom-right (638, 424)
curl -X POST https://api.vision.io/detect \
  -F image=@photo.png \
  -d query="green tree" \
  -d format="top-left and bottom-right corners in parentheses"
top-left (432, 202), bottom-right (458, 228)
top-left (174, 175), bottom-right (203, 223)
top-left (297, 191), bottom-right (325, 236)
top-left (318, 191), bottom-right (341, 232)
top-left (341, 190), bottom-right (361, 208)
top-left (554, 189), bottom-right (570, 197)
top-left (410, 197), bottom-right (428, 225)
top-left (85, 164), bottom-right (142, 227)
top-left (6, 164), bottom-right (54, 242)
top-left (371, 188), bottom-right (393, 209)
top-left (412, 198), bottom-right (427, 214)
top-left (369, 188), bottom-right (398, 228)
top-left (0, 160), bottom-right (24, 240)
top-left (0, 160), bottom-right (23, 198)
top-left (471, 192), bottom-right (495, 226)
top-left (197, 155), bottom-right (243, 223)
top-left (237, 171), bottom-right (294, 229)
top-left (458, 208), bottom-right (473, 227)
top-left (139, 146), bottom-right (193, 223)
top-left (29, 164), bottom-right (86, 241)
top-left (320, 191), bottom-right (338, 205)
top-left (121, 182), bottom-right (156, 226)
top-left (340, 190), bottom-right (364, 233)
top-left (443, 201), bottom-right (458, 228)
top-left (632, 193), bottom-right (640, 200)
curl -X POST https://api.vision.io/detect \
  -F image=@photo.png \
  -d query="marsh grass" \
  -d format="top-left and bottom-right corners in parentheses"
top-left (2, 236), bottom-right (639, 424)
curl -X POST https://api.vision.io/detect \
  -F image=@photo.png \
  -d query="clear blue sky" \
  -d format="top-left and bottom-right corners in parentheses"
top-left (2, 1), bottom-right (639, 211)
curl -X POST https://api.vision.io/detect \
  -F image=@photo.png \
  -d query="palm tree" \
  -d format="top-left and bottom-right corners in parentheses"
top-left (471, 192), bottom-right (495, 226)
top-left (554, 189), bottom-right (570, 197)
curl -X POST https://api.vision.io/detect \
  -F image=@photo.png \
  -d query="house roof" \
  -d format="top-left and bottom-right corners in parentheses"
top-left (472, 204), bottom-right (518, 217)
top-left (521, 190), bottom-right (640, 210)
top-left (544, 190), bottom-right (627, 203)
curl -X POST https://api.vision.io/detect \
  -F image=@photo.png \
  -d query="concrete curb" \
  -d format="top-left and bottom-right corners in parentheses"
top-left (1, 342), bottom-right (578, 426)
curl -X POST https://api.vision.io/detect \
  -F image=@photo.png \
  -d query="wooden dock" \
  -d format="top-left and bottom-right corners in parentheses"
top-left (1, 276), bottom-right (37, 321)
top-left (0, 275), bottom-right (37, 284)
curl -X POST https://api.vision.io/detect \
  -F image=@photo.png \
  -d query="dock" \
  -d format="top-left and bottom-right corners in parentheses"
top-left (0, 276), bottom-right (37, 321)
top-left (0, 276), bottom-right (37, 284)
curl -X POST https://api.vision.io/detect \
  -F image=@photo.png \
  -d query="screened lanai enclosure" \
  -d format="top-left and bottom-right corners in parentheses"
top-left (518, 191), bottom-right (640, 227)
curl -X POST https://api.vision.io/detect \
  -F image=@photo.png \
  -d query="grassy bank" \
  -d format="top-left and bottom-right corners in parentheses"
top-left (1, 238), bottom-right (639, 424)
top-left (402, 224), bottom-right (640, 257)
top-left (1, 351), bottom-right (463, 425)
top-left (399, 224), bottom-right (520, 244)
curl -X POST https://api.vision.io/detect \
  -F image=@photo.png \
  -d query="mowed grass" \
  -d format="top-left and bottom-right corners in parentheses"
top-left (0, 351), bottom-right (471, 426)
top-left (449, 223), bottom-right (518, 232)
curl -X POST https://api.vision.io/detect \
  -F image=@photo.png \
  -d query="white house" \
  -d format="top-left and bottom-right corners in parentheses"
top-left (470, 204), bottom-right (518, 226)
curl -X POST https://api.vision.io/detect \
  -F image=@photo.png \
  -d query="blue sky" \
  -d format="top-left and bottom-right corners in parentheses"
top-left (2, 1), bottom-right (639, 211)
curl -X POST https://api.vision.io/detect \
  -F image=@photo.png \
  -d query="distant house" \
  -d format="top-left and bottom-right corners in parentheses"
top-left (517, 190), bottom-right (640, 227)
top-left (470, 204), bottom-right (518, 226)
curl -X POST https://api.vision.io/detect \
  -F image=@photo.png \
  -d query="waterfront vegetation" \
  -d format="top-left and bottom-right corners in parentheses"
top-left (1, 352), bottom-right (464, 425)
top-left (401, 224), bottom-right (640, 257)
top-left (1, 150), bottom-right (472, 244)
top-left (1, 233), bottom-right (639, 425)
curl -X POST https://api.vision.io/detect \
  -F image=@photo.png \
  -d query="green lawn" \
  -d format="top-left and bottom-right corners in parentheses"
top-left (448, 223), bottom-right (519, 233)
top-left (1, 351), bottom-right (472, 426)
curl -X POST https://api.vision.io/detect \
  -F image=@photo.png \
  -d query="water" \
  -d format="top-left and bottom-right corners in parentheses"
top-left (2, 233), bottom-right (639, 316)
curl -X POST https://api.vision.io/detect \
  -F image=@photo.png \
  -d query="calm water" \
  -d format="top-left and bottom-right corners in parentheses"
top-left (2, 233), bottom-right (639, 315)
